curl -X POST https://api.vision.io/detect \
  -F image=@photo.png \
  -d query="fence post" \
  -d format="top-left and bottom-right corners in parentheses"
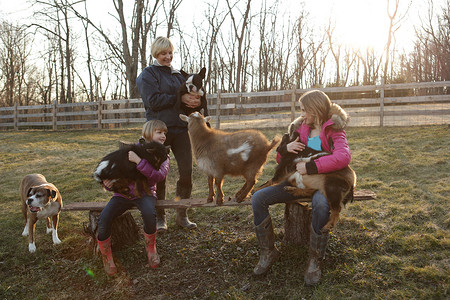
top-left (125, 99), bottom-right (130, 127)
top-left (52, 101), bottom-right (57, 130)
top-left (290, 89), bottom-right (296, 122)
top-left (380, 78), bottom-right (385, 127)
top-left (216, 92), bottom-right (221, 129)
top-left (98, 99), bottom-right (103, 129)
top-left (14, 102), bottom-right (18, 131)
top-left (238, 93), bottom-right (242, 120)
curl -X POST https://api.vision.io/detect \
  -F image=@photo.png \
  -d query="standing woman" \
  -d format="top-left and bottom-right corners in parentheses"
top-left (136, 36), bottom-right (201, 230)
top-left (251, 90), bottom-right (351, 285)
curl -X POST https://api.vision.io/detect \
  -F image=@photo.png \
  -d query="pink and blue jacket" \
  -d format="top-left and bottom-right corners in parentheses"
top-left (277, 103), bottom-right (351, 174)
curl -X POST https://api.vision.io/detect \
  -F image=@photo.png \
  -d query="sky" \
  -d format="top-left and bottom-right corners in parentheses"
top-left (0, 0), bottom-right (446, 53)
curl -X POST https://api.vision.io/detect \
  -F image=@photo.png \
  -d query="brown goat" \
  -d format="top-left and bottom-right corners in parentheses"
top-left (179, 112), bottom-right (280, 205)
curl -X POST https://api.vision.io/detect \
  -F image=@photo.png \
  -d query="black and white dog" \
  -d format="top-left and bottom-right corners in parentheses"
top-left (94, 141), bottom-right (169, 197)
top-left (178, 67), bottom-right (208, 116)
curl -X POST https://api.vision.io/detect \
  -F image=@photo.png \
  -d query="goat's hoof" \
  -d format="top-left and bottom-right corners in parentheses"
top-left (216, 199), bottom-right (224, 206)
top-left (207, 197), bottom-right (214, 203)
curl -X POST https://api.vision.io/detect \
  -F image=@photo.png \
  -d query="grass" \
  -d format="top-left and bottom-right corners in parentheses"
top-left (0, 125), bottom-right (449, 300)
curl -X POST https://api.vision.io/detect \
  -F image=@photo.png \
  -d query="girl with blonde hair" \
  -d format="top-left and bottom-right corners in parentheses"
top-left (251, 90), bottom-right (351, 286)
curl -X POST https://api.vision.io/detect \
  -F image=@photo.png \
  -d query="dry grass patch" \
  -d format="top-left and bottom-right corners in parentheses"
top-left (0, 125), bottom-right (448, 299)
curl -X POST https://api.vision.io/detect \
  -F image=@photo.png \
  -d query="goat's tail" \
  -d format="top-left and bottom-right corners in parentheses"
top-left (268, 136), bottom-right (281, 151)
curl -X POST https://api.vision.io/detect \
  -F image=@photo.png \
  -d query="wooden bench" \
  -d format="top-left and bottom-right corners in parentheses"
top-left (63, 190), bottom-right (376, 251)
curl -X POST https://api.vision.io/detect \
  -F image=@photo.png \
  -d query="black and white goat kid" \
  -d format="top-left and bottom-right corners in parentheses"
top-left (94, 141), bottom-right (169, 198)
top-left (177, 67), bottom-right (208, 116)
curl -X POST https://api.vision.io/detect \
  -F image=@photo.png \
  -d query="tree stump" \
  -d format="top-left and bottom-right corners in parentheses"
top-left (283, 202), bottom-right (312, 246)
top-left (83, 211), bottom-right (140, 255)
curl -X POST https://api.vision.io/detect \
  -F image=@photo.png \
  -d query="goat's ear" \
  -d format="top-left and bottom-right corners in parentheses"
top-left (199, 67), bottom-right (206, 79)
top-left (204, 116), bottom-right (211, 123)
top-left (179, 114), bottom-right (189, 122)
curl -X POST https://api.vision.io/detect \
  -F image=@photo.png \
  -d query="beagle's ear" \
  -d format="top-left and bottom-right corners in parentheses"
top-left (46, 188), bottom-right (57, 199)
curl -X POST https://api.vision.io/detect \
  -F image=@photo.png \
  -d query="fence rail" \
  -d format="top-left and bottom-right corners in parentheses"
top-left (1, 81), bottom-right (448, 130)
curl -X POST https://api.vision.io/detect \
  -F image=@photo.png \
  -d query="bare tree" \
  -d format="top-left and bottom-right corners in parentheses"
top-left (326, 21), bottom-right (357, 87)
top-left (326, 22), bottom-right (342, 86)
top-left (31, 0), bottom-right (78, 103)
top-left (203, 0), bottom-right (229, 93)
top-left (358, 47), bottom-right (383, 85)
top-left (69, 0), bottom-right (168, 99)
top-left (226, 0), bottom-right (252, 92)
top-left (414, 0), bottom-right (450, 81)
top-left (115, 0), bottom-right (142, 98)
top-left (257, 1), bottom-right (272, 91)
top-left (139, 0), bottom-right (161, 69)
top-left (258, 0), bottom-right (297, 91)
top-left (0, 21), bottom-right (33, 106)
top-left (383, 0), bottom-right (410, 83)
top-left (35, 33), bottom-right (59, 105)
top-left (307, 38), bottom-right (328, 88)
top-left (164, 0), bottom-right (183, 38)
top-left (292, 9), bottom-right (326, 89)
top-left (341, 48), bottom-right (358, 86)
top-left (79, 0), bottom-right (93, 101)
top-left (2, 0), bottom-right (450, 108)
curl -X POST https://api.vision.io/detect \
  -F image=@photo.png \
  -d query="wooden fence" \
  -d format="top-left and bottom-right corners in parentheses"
top-left (1, 81), bottom-right (448, 130)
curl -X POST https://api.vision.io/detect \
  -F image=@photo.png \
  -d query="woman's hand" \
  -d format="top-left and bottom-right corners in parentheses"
top-left (296, 161), bottom-right (307, 175)
top-left (181, 93), bottom-right (201, 108)
top-left (103, 179), bottom-right (114, 189)
top-left (286, 136), bottom-right (305, 154)
top-left (128, 151), bottom-right (142, 164)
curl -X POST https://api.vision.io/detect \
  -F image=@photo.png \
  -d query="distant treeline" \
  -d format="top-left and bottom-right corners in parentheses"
top-left (0, 0), bottom-right (448, 108)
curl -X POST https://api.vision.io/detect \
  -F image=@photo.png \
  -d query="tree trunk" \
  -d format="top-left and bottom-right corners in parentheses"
top-left (84, 211), bottom-right (140, 255)
top-left (283, 202), bottom-right (311, 246)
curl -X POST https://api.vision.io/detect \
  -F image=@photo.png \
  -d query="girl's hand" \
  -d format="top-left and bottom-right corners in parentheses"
top-left (181, 93), bottom-right (201, 108)
top-left (103, 179), bottom-right (114, 189)
top-left (287, 136), bottom-right (305, 154)
top-left (128, 151), bottom-right (142, 164)
top-left (296, 161), bottom-right (307, 175)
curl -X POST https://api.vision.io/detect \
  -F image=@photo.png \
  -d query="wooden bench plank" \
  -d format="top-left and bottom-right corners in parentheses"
top-left (63, 198), bottom-right (252, 211)
top-left (62, 189), bottom-right (376, 212)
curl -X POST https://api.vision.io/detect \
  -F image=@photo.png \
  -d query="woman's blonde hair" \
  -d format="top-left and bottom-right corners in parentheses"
top-left (151, 36), bottom-right (174, 58)
top-left (299, 90), bottom-right (332, 126)
top-left (142, 120), bottom-right (168, 142)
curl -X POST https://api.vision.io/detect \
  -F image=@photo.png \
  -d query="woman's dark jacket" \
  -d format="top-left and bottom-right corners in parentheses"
top-left (136, 64), bottom-right (187, 132)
